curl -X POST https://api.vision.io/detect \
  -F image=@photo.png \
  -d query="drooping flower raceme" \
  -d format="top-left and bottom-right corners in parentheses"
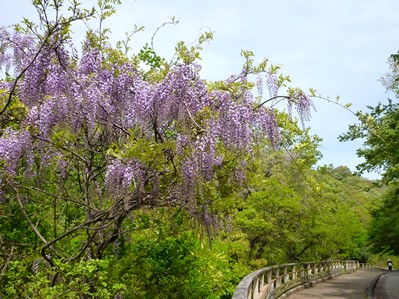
top-left (266, 72), bottom-right (279, 98)
top-left (0, 25), bottom-right (314, 208)
top-left (0, 128), bottom-right (30, 175)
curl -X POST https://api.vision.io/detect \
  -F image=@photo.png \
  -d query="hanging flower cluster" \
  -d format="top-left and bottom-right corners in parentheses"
top-left (0, 25), bottom-right (313, 206)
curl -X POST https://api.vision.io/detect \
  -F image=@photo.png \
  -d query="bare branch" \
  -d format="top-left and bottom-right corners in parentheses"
top-left (0, 246), bottom-right (14, 279)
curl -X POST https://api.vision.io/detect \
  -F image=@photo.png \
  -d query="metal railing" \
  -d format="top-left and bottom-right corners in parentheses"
top-left (232, 260), bottom-right (363, 299)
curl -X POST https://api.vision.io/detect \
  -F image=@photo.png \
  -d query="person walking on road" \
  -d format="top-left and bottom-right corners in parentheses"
top-left (388, 259), bottom-right (393, 271)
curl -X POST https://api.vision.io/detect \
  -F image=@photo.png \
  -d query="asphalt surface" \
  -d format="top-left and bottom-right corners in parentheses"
top-left (374, 270), bottom-right (399, 299)
top-left (286, 268), bottom-right (386, 299)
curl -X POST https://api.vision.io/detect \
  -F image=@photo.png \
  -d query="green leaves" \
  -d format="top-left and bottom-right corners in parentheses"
top-left (0, 91), bottom-right (28, 129)
top-left (138, 43), bottom-right (166, 69)
top-left (340, 99), bottom-right (399, 182)
top-left (2, 258), bottom-right (125, 298)
top-left (368, 185), bottom-right (399, 255)
top-left (340, 52), bottom-right (399, 183)
top-left (174, 29), bottom-right (213, 65)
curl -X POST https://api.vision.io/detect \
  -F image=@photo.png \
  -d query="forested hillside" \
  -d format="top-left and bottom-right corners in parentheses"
top-left (0, 1), bottom-right (390, 298)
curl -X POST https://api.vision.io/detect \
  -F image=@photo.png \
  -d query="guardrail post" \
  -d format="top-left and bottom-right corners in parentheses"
top-left (275, 266), bottom-right (281, 288)
top-left (325, 261), bottom-right (330, 275)
top-left (283, 265), bottom-right (289, 284)
top-left (258, 272), bottom-right (265, 299)
top-left (248, 282), bottom-right (253, 299)
top-left (307, 263), bottom-right (312, 276)
top-left (255, 277), bottom-right (261, 299)
top-left (292, 264), bottom-right (297, 280)
top-left (300, 263), bottom-right (306, 283)
top-left (331, 260), bottom-right (336, 272)
top-left (267, 268), bottom-right (273, 294)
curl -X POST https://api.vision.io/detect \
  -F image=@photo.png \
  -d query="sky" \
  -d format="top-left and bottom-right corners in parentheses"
top-left (1, 0), bottom-right (399, 180)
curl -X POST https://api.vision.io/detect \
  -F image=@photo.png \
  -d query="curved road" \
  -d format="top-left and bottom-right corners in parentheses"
top-left (286, 268), bottom-right (385, 299)
top-left (374, 270), bottom-right (399, 299)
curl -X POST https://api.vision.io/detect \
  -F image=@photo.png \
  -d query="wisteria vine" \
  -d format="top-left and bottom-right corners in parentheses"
top-left (0, 23), bottom-right (314, 223)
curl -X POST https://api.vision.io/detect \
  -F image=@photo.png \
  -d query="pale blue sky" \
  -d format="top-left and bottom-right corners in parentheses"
top-left (2, 0), bottom-right (399, 179)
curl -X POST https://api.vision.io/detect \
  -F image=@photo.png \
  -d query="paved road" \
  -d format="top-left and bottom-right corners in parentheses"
top-left (286, 268), bottom-right (385, 299)
top-left (374, 270), bottom-right (399, 299)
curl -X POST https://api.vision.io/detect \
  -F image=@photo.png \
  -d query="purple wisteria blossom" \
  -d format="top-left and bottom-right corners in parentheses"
top-left (105, 159), bottom-right (137, 194)
top-left (0, 24), bottom-right (314, 219)
top-left (0, 128), bottom-right (30, 175)
top-left (294, 91), bottom-right (315, 128)
top-left (266, 72), bottom-right (279, 98)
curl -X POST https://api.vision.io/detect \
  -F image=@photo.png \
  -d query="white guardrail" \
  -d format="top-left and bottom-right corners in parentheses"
top-left (232, 260), bottom-right (369, 299)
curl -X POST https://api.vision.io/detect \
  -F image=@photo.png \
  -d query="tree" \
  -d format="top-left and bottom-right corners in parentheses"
top-left (339, 99), bottom-right (399, 183)
top-left (380, 51), bottom-right (399, 98)
top-left (339, 50), bottom-right (399, 183)
top-left (238, 138), bottom-right (371, 264)
top-left (368, 186), bottom-right (399, 255)
top-left (339, 51), bottom-right (399, 256)
top-left (0, 0), bottom-right (315, 296)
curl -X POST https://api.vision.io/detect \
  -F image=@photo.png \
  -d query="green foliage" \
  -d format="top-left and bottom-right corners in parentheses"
top-left (175, 30), bottom-right (213, 64)
top-left (2, 258), bottom-right (125, 298)
top-left (118, 233), bottom-right (210, 298)
top-left (106, 222), bottom-right (250, 299)
top-left (337, 51), bottom-right (399, 258)
top-left (339, 99), bottom-right (399, 183)
top-left (338, 51), bottom-right (399, 184)
top-left (236, 115), bottom-right (378, 264)
top-left (138, 43), bottom-right (167, 69)
top-left (368, 185), bottom-right (399, 255)
top-left (0, 92), bottom-right (28, 129)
